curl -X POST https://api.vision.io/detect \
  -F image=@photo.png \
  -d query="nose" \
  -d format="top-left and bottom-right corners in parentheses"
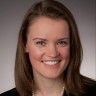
top-left (46, 44), bottom-right (59, 58)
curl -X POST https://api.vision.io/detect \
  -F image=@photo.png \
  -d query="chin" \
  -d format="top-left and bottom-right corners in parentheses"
top-left (41, 71), bottom-right (64, 79)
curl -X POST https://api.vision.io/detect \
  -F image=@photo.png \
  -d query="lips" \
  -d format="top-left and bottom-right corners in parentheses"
top-left (42, 60), bottom-right (61, 65)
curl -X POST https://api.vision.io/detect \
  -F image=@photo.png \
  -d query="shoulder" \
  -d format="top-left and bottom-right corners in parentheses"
top-left (0, 88), bottom-right (19, 96)
top-left (79, 75), bottom-right (96, 96)
top-left (81, 75), bottom-right (96, 96)
top-left (84, 82), bottom-right (96, 96)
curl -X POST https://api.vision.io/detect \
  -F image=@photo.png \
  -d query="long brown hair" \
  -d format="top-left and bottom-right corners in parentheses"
top-left (15, 0), bottom-right (95, 96)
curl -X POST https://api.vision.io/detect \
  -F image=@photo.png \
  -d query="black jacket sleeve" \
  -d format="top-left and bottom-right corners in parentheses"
top-left (0, 88), bottom-right (19, 96)
top-left (84, 83), bottom-right (96, 96)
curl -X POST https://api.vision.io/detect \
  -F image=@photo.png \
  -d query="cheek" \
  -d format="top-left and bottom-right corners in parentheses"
top-left (27, 46), bottom-right (43, 63)
top-left (59, 47), bottom-right (70, 59)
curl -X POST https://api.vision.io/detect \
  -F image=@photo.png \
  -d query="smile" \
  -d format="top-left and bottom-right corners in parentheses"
top-left (42, 60), bottom-right (61, 65)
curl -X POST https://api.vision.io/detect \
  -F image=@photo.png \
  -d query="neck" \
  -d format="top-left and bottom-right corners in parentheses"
top-left (33, 72), bottom-right (64, 96)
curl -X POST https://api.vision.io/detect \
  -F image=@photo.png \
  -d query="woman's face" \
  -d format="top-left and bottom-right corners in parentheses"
top-left (26, 17), bottom-right (70, 79)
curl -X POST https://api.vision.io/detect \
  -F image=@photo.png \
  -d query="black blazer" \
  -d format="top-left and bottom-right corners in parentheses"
top-left (0, 88), bottom-right (19, 96)
top-left (1, 84), bottom-right (96, 96)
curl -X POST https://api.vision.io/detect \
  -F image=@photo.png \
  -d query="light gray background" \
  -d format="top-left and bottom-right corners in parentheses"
top-left (0, 0), bottom-right (96, 93)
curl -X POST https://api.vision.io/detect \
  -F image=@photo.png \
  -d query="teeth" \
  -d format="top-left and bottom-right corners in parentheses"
top-left (43, 60), bottom-right (60, 65)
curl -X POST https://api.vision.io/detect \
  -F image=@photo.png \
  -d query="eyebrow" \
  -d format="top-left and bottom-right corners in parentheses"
top-left (32, 38), bottom-right (47, 41)
top-left (32, 37), bottom-right (70, 41)
top-left (58, 38), bottom-right (70, 41)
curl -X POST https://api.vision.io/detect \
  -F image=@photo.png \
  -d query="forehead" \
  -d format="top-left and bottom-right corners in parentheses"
top-left (28, 17), bottom-right (69, 38)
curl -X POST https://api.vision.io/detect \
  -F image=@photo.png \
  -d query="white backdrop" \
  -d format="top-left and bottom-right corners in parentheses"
top-left (0, 0), bottom-right (96, 93)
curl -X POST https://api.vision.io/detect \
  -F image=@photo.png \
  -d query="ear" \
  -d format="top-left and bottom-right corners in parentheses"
top-left (25, 43), bottom-right (29, 52)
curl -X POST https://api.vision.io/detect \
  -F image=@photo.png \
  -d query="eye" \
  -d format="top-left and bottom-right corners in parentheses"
top-left (35, 41), bottom-right (46, 46)
top-left (57, 40), bottom-right (69, 47)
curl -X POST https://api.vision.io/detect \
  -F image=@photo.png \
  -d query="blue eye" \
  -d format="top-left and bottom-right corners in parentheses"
top-left (57, 41), bottom-right (68, 47)
top-left (35, 41), bottom-right (46, 46)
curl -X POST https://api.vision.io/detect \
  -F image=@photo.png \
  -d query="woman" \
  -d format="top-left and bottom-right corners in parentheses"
top-left (1, 0), bottom-right (96, 96)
